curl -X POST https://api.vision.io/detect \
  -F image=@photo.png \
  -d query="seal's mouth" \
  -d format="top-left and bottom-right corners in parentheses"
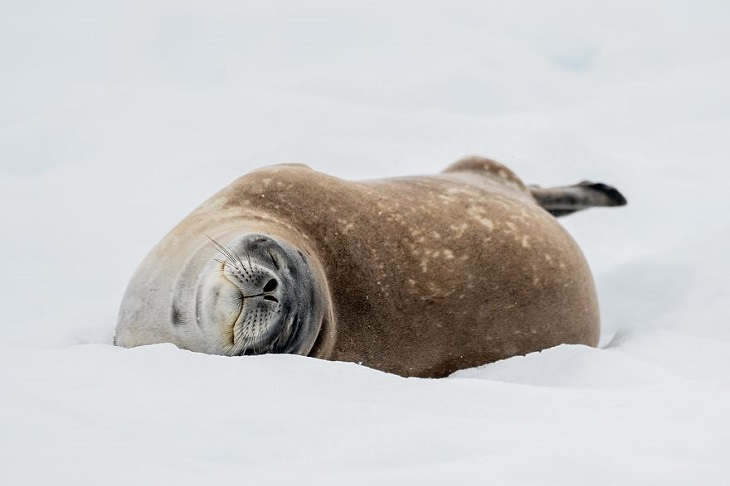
top-left (219, 259), bottom-right (284, 354)
top-left (196, 233), bottom-right (325, 357)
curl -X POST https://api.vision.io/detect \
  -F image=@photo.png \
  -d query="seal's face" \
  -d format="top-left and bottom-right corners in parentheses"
top-left (197, 234), bottom-right (324, 355)
top-left (116, 233), bottom-right (328, 357)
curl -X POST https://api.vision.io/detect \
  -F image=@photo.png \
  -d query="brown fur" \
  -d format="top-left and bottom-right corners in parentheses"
top-left (177, 156), bottom-right (601, 377)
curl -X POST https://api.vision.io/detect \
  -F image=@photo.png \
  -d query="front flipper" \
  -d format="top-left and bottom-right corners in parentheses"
top-left (529, 181), bottom-right (627, 217)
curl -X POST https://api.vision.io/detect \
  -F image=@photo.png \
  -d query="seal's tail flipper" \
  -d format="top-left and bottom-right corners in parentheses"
top-left (529, 182), bottom-right (627, 217)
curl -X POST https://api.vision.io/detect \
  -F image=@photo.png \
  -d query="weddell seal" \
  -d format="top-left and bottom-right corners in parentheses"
top-left (115, 156), bottom-right (626, 377)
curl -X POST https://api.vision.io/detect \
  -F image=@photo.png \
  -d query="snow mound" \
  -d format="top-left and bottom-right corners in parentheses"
top-left (2, 0), bottom-right (729, 484)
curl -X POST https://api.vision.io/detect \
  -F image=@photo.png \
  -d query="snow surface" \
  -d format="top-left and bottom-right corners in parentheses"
top-left (2, 1), bottom-right (729, 484)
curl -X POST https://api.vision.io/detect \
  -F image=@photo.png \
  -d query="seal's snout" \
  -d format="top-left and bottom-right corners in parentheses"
top-left (199, 233), bottom-right (327, 357)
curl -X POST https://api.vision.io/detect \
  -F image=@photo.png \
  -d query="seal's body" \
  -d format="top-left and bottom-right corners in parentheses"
top-left (116, 157), bottom-right (625, 377)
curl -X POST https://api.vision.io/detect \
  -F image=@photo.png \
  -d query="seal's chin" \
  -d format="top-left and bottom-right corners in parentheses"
top-left (195, 233), bottom-right (326, 356)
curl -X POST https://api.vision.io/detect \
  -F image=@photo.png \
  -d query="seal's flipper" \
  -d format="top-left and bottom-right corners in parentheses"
top-left (530, 181), bottom-right (627, 217)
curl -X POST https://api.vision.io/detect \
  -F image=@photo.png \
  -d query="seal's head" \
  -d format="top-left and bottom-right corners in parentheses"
top-left (115, 232), bottom-right (331, 357)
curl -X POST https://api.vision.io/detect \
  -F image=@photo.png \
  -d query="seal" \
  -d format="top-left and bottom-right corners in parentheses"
top-left (115, 156), bottom-right (626, 377)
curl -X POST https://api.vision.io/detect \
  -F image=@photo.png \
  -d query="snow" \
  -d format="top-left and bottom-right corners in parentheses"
top-left (2, 1), bottom-right (729, 484)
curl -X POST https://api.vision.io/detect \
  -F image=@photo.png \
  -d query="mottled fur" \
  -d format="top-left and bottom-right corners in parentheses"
top-left (117, 157), bottom-right (625, 377)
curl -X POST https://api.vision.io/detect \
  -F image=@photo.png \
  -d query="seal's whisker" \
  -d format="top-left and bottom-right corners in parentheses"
top-left (234, 324), bottom-right (249, 347)
top-left (221, 248), bottom-right (240, 267)
top-left (207, 236), bottom-right (239, 266)
top-left (226, 246), bottom-right (248, 274)
top-left (206, 234), bottom-right (247, 273)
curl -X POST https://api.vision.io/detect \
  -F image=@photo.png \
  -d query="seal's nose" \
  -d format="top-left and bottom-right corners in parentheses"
top-left (263, 278), bottom-right (279, 303)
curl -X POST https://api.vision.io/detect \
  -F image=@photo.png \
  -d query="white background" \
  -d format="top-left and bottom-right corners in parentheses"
top-left (1, 1), bottom-right (729, 484)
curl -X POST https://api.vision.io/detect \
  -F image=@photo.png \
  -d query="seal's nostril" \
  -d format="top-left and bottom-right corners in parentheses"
top-left (263, 295), bottom-right (279, 303)
top-left (263, 279), bottom-right (278, 292)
